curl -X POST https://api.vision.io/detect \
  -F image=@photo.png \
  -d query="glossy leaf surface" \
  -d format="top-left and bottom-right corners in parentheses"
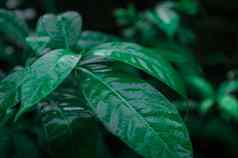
top-left (84, 42), bottom-right (186, 97)
top-left (16, 49), bottom-right (80, 119)
top-left (79, 67), bottom-right (192, 158)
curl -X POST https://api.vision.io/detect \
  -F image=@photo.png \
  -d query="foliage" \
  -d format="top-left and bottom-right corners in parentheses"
top-left (0, 9), bottom-right (192, 158)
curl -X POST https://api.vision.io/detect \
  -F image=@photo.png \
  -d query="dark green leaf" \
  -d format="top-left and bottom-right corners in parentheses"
top-left (16, 49), bottom-right (81, 119)
top-left (0, 69), bottom-right (27, 118)
top-left (177, 0), bottom-right (199, 15)
top-left (83, 42), bottom-right (186, 97)
top-left (0, 9), bottom-right (29, 45)
top-left (40, 103), bottom-right (97, 158)
top-left (155, 42), bottom-right (202, 76)
top-left (79, 67), bottom-right (192, 158)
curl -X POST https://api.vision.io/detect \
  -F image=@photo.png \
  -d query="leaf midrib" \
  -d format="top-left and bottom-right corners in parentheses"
top-left (80, 67), bottom-right (175, 157)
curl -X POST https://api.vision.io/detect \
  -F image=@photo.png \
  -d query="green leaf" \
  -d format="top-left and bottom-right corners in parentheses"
top-left (0, 9), bottom-right (29, 45)
top-left (218, 95), bottom-right (238, 120)
top-left (0, 69), bottom-right (27, 118)
top-left (218, 80), bottom-right (238, 98)
top-left (78, 31), bottom-right (121, 49)
top-left (36, 11), bottom-right (82, 49)
top-left (16, 49), bottom-right (81, 119)
top-left (177, 0), bottom-right (199, 15)
top-left (79, 67), bottom-right (192, 158)
top-left (154, 42), bottom-right (202, 76)
top-left (83, 42), bottom-right (186, 97)
top-left (146, 2), bottom-right (180, 38)
top-left (186, 76), bottom-right (215, 99)
top-left (26, 36), bottom-right (51, 55)
top-left (40, 103), bottom-right (97, 158)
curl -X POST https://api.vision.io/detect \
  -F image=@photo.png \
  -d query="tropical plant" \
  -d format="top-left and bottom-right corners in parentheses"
top-left (0, 10), bottom-right (193, 158)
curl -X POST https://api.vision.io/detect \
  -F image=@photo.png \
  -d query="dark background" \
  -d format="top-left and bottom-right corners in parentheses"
top-left (0, 0), bottom-right (238, 158)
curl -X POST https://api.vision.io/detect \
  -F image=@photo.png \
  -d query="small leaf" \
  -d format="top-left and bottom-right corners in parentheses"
top-left (16, 49), bottom-right (81, 119)
top-left (146, 2), bottom-right (180, 38)
top-left (36, 11), bottom-right (82, 49)
top-left (218, 80), bottom-right (238, 98)
top-left (83, 42), bottom-right (186, 97)
top-left (218, 95), bottom-right (238, 120)
top-left (186, 76), bottom-right (215, 99)
top-left (0, 9), bottom-right (29, 45)
top-left (79, 67), bottom-right (192, 158)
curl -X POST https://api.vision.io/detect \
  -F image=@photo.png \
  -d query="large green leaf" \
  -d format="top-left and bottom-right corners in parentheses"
top-left (36, 11), bottom-right (82, 49)
top-left (16, 49), bottom-right (81, 119)
top-left (79, 67), bottom-right (192, 158)
top-left (0, 69), bottom-right (27, 118)
top-left (83, 42), bottom-right (186, 97)
top-left (0, 9), bottom-right (29, 45)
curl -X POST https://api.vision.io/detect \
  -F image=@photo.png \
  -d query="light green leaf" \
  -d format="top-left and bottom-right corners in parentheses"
top-left (0, 9), bottom-right (29, 45)
top-left (36, 11), bottom-right (82, 49)
top-left (16, 49), bottom-right (81, 119)
top-left (218, 80), bottom-right (238, 98)
top-left (218, 95), bottom-right (238, 120)
top-left (146, 2), bottom-right (180, 38)
top-left (83, 42), bottom-right (186, 97)
top-left (186, 76), bottom-right (215, 99)
top-left (79, 67), bottom-right (192, 158)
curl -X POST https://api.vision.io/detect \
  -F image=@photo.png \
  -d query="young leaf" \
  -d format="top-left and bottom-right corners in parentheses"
top-left (36, 11), bottom-right (82, 49)
top-left (79, 67), bottom-right (192, 158)
top-left (217, 80), bottom-right (238, 98)
top-left (218, 95), bottom-right (238, 120)
top-left (186, 76), bottom-right (215, 99)
top-left (16, 49), bottom-right (81, 119)
top-left (0, 9), bottom-right (29, 45)
top-left (83, 42), bottom-right (186, 97)
top-left (145, 2), bottom-right (180, 38)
